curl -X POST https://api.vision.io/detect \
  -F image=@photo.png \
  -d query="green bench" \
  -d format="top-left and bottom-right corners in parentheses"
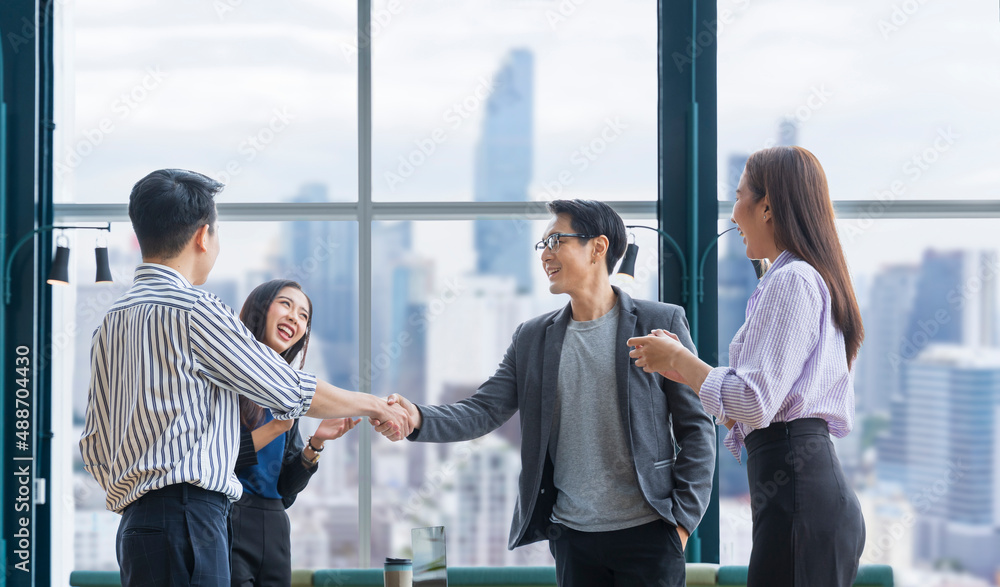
top-left (715, 564), bottom-right (894, 586)
top-left (70, 564), bottom-right (893, 586)
top-left (312, 567), bottom-right (556, 586)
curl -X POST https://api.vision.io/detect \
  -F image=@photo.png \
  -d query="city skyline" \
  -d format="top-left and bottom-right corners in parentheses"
top-left (58, 0), bottom-right (1000, 583)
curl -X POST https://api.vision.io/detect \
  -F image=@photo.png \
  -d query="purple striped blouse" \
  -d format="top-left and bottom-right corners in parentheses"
top-left (700, 250), bottom-right (855, 461)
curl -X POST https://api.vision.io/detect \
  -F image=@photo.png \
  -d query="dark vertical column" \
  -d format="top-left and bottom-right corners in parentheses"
top-left (658, 0), bottom-right (720, 564)
top-left (34, 1), bottom-right (56, 584)
top-left (1, 0), bottom-right (54, 583)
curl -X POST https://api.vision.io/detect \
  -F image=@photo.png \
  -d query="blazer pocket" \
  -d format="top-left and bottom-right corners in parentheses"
top-left (653, 457), bottom-right (675, 470)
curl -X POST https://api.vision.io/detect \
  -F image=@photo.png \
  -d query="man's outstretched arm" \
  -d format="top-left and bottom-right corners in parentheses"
top-left (308, 380), bottom-right (411, 440)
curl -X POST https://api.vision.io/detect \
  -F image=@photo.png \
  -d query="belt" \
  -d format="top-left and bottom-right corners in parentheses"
top-left (139, 482), bottom-right (228, 506)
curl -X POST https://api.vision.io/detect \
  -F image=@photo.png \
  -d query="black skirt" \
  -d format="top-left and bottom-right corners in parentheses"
top-left (744, 418), bottom-right (866, 587)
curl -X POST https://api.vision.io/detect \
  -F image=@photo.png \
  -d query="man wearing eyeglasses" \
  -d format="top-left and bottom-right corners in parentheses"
top-left (374, 199), bottom-right (716, 586)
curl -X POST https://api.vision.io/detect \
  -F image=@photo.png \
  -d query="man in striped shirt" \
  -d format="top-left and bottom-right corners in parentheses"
top-left (80, 169), bottom-right (410, 587)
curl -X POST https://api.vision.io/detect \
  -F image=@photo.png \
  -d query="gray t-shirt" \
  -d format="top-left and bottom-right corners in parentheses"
top-left (548, 301), bottom-right (661, 532)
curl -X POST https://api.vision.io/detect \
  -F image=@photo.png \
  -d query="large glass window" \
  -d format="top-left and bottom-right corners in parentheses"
top-left (371, 0), bottom-right (658, 203)
top-left (716, 0), bottom-right (996, 202)
top-left (59, 3), bottom-right (358, 204)
top-left (717, 0), bottom-right (999, 583)
top-left (54, 0), bottom-right (660, 581)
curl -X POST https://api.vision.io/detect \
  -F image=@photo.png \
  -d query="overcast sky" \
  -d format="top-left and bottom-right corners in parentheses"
top-left (59, 0), bottom-right (1000, 282)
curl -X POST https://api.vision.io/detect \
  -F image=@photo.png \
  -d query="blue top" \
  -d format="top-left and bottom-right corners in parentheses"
top-left (236, 409), bottom-right (286, 499)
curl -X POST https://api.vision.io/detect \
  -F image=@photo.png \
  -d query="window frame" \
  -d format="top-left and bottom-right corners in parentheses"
top-left (23, 0), bottom-right (999, 581)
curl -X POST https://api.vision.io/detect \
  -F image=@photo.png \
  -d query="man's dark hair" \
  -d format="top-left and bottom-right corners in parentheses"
top-left (128, 169), bottom-right (223, 259)
top-left (546, 199), bottom-right (627, 275)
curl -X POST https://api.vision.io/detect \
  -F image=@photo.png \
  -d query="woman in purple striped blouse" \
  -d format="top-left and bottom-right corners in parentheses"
top-left (629, 146), bottom-right (866, 586)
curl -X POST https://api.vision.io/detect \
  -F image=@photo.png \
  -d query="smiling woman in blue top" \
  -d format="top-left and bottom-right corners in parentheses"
top-left (629, 146), bottom-right (867, 587)
top-left (230, 279), bottom-right (360, 587)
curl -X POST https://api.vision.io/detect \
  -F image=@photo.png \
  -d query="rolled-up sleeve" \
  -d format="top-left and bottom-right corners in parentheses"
top-left (701, 271), bottom-right (821, 456)
top-left (190, 294), bottom-right (316, 418)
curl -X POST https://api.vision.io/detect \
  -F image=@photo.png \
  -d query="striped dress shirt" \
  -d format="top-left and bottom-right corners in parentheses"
top-left (80, 264), bottom-right (317, 513)
top-left (700, 250), bottom-right (855, 461)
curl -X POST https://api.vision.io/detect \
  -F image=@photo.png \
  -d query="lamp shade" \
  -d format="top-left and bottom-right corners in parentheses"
top-left (47, 244), bottom-right (71, 285)
top-left (615, 243), bottom-right (640, 279)
top-left (95, 246), bottom-right (113, 283)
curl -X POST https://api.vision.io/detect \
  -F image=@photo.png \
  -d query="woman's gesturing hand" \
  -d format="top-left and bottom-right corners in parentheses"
top-left (627, 329), bottom-right (689, 374)
top-left (313, 417), bottom-right (361, 442)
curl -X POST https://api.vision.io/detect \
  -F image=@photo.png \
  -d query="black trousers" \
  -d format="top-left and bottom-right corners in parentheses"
top-left (230, 493), bottom-right (292, 587)
top-left (548, 519), bottom-right (686, 587)
top-left (117, 483), bottom-right (232, 587)
top-left (745, 419), bottom-right (866, 587)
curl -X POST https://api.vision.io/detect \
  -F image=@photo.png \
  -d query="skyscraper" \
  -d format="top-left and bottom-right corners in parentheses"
top-left (902, 250), bottom-right (965, 350)
top-left (900, 345), bottom-right (1000, 580)
top-left (474, 49), bottom-right (534, 294)
top-left (453, 438), bottom-right (522, 566)
top-left (878, 251), bottom-right (997, 486)
top-left (276, 183), bottom-right (359, 388)
top-left (777, 117), bottom-right (798, 147)
top-left (857, 264), bottom-right (919, 414)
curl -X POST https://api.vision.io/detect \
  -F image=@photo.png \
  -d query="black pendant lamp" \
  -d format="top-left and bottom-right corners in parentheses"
top-left (46, 234), bottom-right (71, 285)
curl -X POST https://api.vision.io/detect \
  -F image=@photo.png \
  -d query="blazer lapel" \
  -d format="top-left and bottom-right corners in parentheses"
top-left (615, 291), bottom-right (638, 433)
top-left (538, 303), bottom-right (572, 460)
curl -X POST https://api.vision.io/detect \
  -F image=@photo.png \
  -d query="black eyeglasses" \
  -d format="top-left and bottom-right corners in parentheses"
top-left (534, 233), bottom-right (597, 253)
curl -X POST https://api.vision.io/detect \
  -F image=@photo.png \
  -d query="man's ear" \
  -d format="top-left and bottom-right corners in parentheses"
top-left (593, 235), bottom-right (609, 257)
top-left (193, 224), bottom-right (211, 253)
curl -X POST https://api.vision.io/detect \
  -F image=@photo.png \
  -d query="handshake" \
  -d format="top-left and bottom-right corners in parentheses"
top-left (368, 393), bottom-right (422, 442)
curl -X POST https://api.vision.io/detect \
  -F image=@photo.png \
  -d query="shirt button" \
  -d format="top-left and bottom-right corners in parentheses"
top-left (540, 489), bottom-right (545, 494)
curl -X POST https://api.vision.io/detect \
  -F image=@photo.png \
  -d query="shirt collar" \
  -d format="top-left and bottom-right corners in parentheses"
top-left (133, 263), bottom-right (195, 289)
top-left (757, 249), bottom-right (798, 288)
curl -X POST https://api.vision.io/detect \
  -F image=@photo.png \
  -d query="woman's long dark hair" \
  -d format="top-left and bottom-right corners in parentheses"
top-left (238, 279), bottom-right (313, 430)
top-left (744, 146), bottom-right (864, 366)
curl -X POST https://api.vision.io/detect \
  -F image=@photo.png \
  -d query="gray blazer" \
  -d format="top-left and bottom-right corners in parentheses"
top-left (410, 288), bottom-right (716, 550)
